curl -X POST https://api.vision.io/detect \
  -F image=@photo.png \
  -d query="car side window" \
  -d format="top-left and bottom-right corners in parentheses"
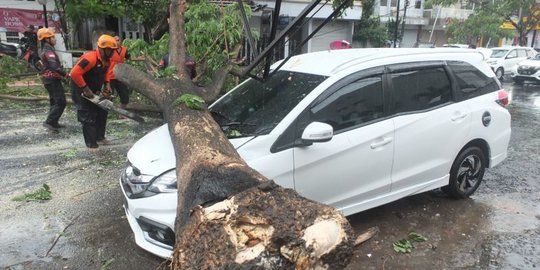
top-left (517, 49), bottom-right (527, 58)
top-left (448, 61), bottom-right (499, 100)
top-left (308, 75), bottom-right (385, 133)
top-left (507, 50), bottom-right (517, 58)
top-left (390, 67), bottom-right (452, 113)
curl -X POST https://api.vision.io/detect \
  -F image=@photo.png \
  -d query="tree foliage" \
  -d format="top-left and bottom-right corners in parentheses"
top-left (437, 0), bottom-right (539, 46)
top-left (0, 57), bottom-right (27, 89)
top-left (353, 0), bottom-right (389, 47)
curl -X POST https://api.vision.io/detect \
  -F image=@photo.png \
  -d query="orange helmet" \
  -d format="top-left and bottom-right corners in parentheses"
top-left (97, 35), bottom-right (118, 49)
top-left (37, 28), bottom-right (55, 41)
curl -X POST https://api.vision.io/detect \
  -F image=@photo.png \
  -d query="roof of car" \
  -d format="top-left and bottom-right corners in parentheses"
top-left (274, 48), bottom-right (485, 76)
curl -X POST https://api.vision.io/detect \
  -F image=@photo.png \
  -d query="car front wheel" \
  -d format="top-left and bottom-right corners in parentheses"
top-left (442, 146), bottom-right (486, 198)
top-left (495, 68), bottom-right (504, 82)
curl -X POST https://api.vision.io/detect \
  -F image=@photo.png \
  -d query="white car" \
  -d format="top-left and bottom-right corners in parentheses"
top-left (120, 48), bottom-right (511, 258)
top-left (486, 47), bottom-right (536, 80)
top-left (513, 53), bottom-right (540, 84)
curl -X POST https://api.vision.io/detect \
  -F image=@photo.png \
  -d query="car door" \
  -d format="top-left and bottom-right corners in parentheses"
top-left (504, 49), bottom-right (518, 71)
top-left (389, 62), bottom-right (471, 192)
top-left (292, 67), bottom-right (394, 212)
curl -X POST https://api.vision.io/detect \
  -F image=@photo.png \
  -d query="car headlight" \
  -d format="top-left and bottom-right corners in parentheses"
top-left (148, 169), bottom-right (177, 193)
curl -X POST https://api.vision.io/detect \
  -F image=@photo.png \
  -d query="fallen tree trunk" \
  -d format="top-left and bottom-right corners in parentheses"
top-left (0, 94), bottom-right (160, 112)
top-left (173, 182), bottom-right (354, 269)
top-left (114, 0), bottom-right (357, 268)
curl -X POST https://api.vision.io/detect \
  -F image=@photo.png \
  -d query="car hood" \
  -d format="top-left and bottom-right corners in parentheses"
top-left (518, 59), bottom-right (540, 68)
top-left (127, 124), bottom-right (253, 176)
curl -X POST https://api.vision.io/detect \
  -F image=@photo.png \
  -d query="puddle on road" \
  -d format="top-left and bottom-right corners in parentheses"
top-left (0, 215), bottom-right (76, 268)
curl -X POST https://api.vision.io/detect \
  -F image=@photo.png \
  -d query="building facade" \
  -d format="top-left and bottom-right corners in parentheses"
top-left (0, 0), bottom-right (59, 42)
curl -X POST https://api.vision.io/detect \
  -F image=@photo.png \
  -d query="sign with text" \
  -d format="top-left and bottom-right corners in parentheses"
top-left (0, 8), bottom-right (55, 32)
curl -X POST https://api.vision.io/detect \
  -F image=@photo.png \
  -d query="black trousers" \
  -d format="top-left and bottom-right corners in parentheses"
top-left (111, 79), bottom-right (130, 105)
top-left (71, 84), bottom-right (108, 148)
top-left (43, 80), bottom-right (66, 125)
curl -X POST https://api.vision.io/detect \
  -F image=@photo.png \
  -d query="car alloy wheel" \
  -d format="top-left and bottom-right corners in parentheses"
top-left (456, 155), bottom-right (482, 193)
top-left (443, 146), bottom-right (486, 198)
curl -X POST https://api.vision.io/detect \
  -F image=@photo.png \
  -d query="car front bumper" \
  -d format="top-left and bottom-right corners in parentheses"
top-left (512, 69), bottom-right (540, 82)
top-left (120, 178), bottom-right (177, 259)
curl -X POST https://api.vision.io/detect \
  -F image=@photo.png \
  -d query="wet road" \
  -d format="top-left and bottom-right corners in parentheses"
top-left (0, 82), bottom-right (539, 269)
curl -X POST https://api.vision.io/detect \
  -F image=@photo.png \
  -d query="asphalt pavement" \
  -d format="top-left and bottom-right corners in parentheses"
top-left (0, 82), bottom-right (538, 270)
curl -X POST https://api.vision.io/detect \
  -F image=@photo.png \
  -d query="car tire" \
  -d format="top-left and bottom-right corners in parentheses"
top-left (442, 146), bottom-right (486, 199)
top-left (495, 68), bottom-right (504, 82)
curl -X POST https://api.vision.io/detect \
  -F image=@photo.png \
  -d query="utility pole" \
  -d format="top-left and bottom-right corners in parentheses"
top-left (394, 0), bottom-right (401, 47)
top-left (400, 0), bottom-right (409, 46)
top-left (37, 0), bottom-right (48, 27)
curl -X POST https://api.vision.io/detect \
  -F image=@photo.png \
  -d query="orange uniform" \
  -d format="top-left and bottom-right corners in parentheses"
top-left (70, 50), bottom-right (113, 92)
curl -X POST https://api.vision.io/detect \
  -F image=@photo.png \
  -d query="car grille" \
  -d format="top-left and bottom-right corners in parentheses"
top-left (518, 66), bottom-right (539, 75)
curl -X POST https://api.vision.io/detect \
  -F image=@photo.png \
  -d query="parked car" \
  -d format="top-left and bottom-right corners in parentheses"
top-left (486, 47), bottom-right (536, 81)
top-left (0, 41), bottom-right (21, 58)
top-left (120, 48), bottom-right (511, 258)
top-left (442, 44), bottom-right (470, 48)
top-left (512, 53), bottom-right (540, 84)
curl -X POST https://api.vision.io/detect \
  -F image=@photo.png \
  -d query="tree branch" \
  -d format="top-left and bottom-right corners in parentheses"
top-left (114, 63), bottom-right (166, 106)
top-left (169, 0), bottom-right (191, 82)
top-left (197, 64), bottom-right (233, 103)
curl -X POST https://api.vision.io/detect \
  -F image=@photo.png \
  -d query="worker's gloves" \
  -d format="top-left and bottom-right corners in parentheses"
top-left (82, 86), bottom-right (94, 98)
top-left (102, 83), bottom-right (113, 100)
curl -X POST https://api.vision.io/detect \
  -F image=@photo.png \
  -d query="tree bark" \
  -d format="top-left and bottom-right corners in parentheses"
top-left (114, 0), bottom-right (356, 268)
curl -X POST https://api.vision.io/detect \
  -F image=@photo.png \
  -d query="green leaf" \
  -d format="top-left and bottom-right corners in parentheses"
top-left (12, 184), bottom-right (52, 202)
top-left (174, 94), bottom-right (206, 110)
top-left (392, 239), bottom-right (413, 253)
top-left (408, 232), bottom-right (427, 242)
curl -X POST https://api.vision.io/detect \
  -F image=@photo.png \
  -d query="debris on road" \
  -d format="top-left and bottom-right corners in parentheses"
top-left (11, 183), bottom-right (52, 202)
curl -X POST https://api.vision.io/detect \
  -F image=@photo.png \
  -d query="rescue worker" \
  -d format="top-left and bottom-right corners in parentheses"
top-left (70, 34), bottom-right (117, 152)
top-left (38, 27), bottom-right (67, 131)
top-left (109, 35), bottom-right (131, 116)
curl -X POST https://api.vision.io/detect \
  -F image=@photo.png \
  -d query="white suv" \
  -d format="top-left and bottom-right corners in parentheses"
top-left (120, 48), bottom-right (511, 258)
top-left (487, 47), bottom-right (536, 80)
top-left (513, 53), bottom-right (540, 84)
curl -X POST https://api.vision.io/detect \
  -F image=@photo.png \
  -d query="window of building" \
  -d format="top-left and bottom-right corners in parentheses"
top-left (415, 0), bottom-right (421, 8)
top-left (309, 75), bottom-right (385, 133)
top-left (381, 0), bottom-right (388, 6)
top-left (391, 0), bottom-right (397, 7)
top-left (390, 67), bottom-right (452, 113)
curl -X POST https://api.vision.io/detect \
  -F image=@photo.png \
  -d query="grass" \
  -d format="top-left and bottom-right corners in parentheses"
top-left (12, 184), bottom-right (52, 202)
top-left (62, 148), bottom-right (78, 158)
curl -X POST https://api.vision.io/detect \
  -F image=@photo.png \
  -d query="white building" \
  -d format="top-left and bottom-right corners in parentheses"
top-left (252, 0), bottom-right (362, 56)
top-left (0, 0), bottom-right (58, 42)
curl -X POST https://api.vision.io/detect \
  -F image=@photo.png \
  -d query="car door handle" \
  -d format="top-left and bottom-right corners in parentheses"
top-left (370, 137), bottom-right (393, 149)
top-left (451, 113), bottom-right (467, 121)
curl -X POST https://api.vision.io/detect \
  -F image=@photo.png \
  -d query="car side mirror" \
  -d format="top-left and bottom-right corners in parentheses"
top-left (300, 122), bottom-right (334, 145)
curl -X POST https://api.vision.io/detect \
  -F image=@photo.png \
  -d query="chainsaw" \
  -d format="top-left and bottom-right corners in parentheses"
top-left (82, 94), bottom-right (145, 123)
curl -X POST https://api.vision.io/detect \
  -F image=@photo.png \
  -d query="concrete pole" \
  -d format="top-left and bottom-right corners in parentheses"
top-left (394, 0), bottom-right (401, 47)
top-left (429, 6), bottom-right (440, 43)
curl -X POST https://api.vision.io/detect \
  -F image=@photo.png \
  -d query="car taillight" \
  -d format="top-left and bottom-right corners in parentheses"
top-left (496, 89), bottom-right (509, 107)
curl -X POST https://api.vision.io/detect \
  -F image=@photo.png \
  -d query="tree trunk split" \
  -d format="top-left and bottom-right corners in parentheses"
top-left (172, 182), bottom-right (354, 270)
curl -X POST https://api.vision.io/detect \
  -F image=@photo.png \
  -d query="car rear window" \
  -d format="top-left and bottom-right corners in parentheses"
top-left (448, 61), bottom-right (499, 100)
top-left (390, 67), bottom-right (453, 113)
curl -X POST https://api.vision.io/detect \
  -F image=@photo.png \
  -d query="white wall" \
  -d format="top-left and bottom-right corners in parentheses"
top-left (309, 19), bottom-right (353, 52)
top-left (0, 0), bottom-right (56, 10)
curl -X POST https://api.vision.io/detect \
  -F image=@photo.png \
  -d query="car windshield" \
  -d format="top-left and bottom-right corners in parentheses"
top-left (490, 49), bottom-right (508, 58)
top-left (211, 71), bottom-right (327, 138)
